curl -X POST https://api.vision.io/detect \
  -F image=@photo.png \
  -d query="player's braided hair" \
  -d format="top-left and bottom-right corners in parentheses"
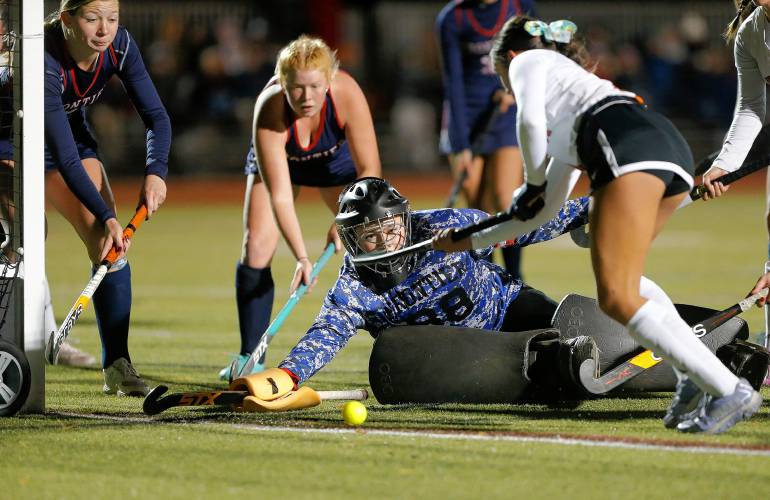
top-left (724, 0), bottom-right (758, 43)
top-left (490, 15), bottom-right (591, 71)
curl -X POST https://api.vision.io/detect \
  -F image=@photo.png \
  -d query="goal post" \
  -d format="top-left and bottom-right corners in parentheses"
top-left (18, 0), bottom-right (45, 413)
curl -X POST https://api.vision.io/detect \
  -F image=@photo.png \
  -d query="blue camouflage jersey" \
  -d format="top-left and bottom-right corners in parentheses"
top-left (280, 197), bottom-right (588, 383)
top-left (44, 25), bottom-right (171, 223)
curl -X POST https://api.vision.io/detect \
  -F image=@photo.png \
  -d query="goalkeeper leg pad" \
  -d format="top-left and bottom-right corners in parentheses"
top-left (369, 325), bottom-right (558, 404)
top-left (552, 294), bottom-right (747, 391)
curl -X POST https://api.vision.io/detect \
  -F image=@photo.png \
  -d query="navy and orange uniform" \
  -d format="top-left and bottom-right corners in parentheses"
top-left (437, 0), bottom-right (536, 154)
top-left (0, 59), bottom-right (12, 160)
top-left (245, 83), bottom-right (356, 187)
top-left (44, 26), bottom-right (171, 223)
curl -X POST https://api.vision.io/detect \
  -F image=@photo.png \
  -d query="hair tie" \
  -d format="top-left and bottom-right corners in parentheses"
top-left (524, 19), bottom-right (578, 44)
top-left (548, 20), bottom-right (578, 44)
top-left (523, 20), bottom-right (550, 40)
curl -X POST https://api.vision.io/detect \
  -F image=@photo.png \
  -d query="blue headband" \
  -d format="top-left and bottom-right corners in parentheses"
top-left (523, 20), bottom-right (578, 44)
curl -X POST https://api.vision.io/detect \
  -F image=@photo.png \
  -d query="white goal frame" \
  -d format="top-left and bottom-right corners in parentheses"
top-left (19, 0), bottom-right (45, 413)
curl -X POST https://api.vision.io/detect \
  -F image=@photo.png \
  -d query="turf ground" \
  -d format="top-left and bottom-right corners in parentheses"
top-left (3, 174), bottom-right (770, 499)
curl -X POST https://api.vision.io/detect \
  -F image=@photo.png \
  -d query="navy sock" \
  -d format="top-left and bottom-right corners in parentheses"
top-left (502, 245), bottom-right (523, 280)
top-left (235, 263), bottom-right (274, 362)
top-left (93, 263), bottom-right (132, 368)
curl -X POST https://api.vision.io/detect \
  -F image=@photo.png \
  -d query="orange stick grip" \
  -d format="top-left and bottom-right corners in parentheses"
top-left (102, 204), bottom-right (148, 266)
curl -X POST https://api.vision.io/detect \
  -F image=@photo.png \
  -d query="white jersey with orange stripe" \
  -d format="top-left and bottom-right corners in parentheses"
top-left (507, 49), bottom-right (636, 184)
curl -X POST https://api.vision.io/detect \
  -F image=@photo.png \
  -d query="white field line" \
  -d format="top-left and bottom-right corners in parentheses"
top-left (52, 411), bottom-right (770, 458)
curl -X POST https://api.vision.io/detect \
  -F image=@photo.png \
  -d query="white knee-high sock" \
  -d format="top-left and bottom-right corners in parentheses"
top-left (639, 276), bottom-right (677, 313)
top-left (626, 300), bottom-right (738, 397)
top-left (639, 276), bottom-right (686, 383)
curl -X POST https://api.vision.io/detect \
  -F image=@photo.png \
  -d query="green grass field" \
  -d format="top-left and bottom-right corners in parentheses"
top-left (3, 181), bottom-right (770, 499)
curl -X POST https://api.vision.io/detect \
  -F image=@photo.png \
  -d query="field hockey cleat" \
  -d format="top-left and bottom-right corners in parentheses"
top-left (677, 378), bottom-right (762, 434)
top-left (57, 342), bottom-right (97, 367)
top-left (103, 358), bottom-right (149, 397)
top-left (218, 354), bottom-right (264, 381)
top-left (663, 375), bottom-right (705, 429)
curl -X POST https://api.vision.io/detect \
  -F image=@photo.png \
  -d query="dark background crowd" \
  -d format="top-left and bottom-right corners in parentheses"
top-left (42, 0), bottom-right (745, 176)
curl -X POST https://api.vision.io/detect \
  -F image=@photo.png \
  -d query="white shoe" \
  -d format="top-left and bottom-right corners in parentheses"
top-left (103, 358), bottom-right (149, 397)
top-left (662, 375), bottom-right (705, 429)
top-left (57, 342), bottom-right (97, 367)
top-left (677, 378), bottom-right (762, 434)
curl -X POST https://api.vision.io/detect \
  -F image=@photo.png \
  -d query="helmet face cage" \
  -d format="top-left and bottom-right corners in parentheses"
top-left (335, 178), bottom-right (414, 282)
top-left (338, 213), bottom-right (412, 278)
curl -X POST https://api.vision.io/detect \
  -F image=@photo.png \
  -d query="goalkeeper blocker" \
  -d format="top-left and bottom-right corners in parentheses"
top-left (142, 384), bottom-right (368, 415)
top-left (143, 367), bottom-right (368, 415)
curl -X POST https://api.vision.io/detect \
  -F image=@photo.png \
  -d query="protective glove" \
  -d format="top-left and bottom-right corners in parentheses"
top-left (229, 367), bottom-right (298, 400)
top-left (509, 182), bottom-right (547, 221)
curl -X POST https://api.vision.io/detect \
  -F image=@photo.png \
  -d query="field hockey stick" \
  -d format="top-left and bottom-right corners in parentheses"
top-left (577, 287), bottom-right (769, 395)
top-left (445, 169), bottom-right (469, 209)
top-left (445, 108), bottom-right (501, 208)
top-left (352, 193), bottom-right (584, 266)
top-left (45, 205), bottom-right (148, 365)
top-left (143, 384), bottom-right (368, 415)
top-left (686, 153), bottom-right (770, 203)
top-left (570, 153), bottom-right (770, 247)
top-left (231, 242), bottom-right (336, 382)
top-left (350, 227), bottom-right (522, 266)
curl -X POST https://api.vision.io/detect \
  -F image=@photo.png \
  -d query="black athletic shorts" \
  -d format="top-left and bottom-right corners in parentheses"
top-left (576, 96), bottom-right (695, 196)
top-left (500, 285), bottom-right (557, 333)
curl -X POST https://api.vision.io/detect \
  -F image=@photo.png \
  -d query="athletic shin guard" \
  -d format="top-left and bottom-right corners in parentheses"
top-left (627, 300), bottom-right (738, 397)
top-left (92, 261), bottom-right (132, 368)
top-left (235, 263), bottom-right (274, 361)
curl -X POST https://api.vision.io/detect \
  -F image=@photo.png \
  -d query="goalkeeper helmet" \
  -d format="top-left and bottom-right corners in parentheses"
top-left (336, 177), bottom-right (413, 291)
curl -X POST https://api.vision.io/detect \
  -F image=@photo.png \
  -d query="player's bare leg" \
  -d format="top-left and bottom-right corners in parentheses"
top-left (592, 172), bottom-right (759, 433)
top-left (0, 159), bottom-right (15, 262)
top-left (225, 174), bottom-right (284, 378)
top-left (483, 146), bottom-right (523, 277)
top-left (241, 175), bottom-right (282, 269)
top-left (448, 152), bottom-right (484, 208)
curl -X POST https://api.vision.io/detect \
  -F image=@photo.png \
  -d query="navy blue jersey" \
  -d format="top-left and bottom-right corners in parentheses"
top-left (279, 198), bottom-right (588, 383)
top-left (436, 0), bottom-right (536, 153)
top-left (44, 26), bottom-right (171, 222)
top-left (0, 60), bottom-right (12, 160)
top-left (244, 84), bottom-right (356, 187)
